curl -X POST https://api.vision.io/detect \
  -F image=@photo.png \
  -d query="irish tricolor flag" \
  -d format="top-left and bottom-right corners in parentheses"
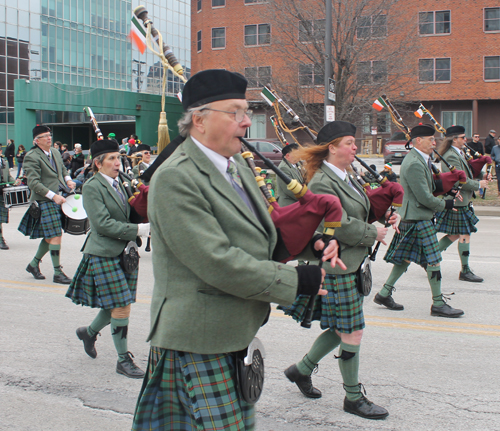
top-left (372, 97), bottom-right (387, 111)
top-left (130, 15), bottom-right (147, 54)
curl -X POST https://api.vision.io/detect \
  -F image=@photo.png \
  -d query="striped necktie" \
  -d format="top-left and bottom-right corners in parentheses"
top-left (227, 160), bottom-right (243, 190)
top-left (113, 179), bottom-right (127, 207)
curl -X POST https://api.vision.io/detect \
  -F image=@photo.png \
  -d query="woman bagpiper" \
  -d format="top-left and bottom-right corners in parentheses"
top-left (281, 121), bottom-right (396, 420)
top-left (65, 139), bottom-right (150, 378)
top-left (131, 143), bottom-right (152, 185)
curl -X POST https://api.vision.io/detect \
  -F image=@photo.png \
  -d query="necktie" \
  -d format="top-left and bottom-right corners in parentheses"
top-left (48, 153), bottom-right (56, 169)
top-left (113, 179), bottom-right (127, 207)
top-left (227, 160), bottom-right (243, 190)
top-left (427, 158), bottom-right (433, 172)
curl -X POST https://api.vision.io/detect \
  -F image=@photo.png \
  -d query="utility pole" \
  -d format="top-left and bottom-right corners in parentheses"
top-left (132, 59), bottom-right (146, 93)
top-left (324, 0), bottom-right (334, 125)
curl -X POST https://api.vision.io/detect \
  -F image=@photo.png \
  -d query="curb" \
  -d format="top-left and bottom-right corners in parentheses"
top-left (473, 206), bottom-right (500, 217)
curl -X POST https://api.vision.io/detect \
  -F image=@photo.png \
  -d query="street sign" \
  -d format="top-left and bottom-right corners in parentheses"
top-left (328, 78), bottom-right (336, 102)
top-left (371, 126), bottom-right (377, 135)
top-left (326, 105), bottom-right (335, 122)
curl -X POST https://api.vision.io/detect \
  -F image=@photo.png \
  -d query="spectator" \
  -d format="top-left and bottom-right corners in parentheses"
top-left (490, 137), bottom-right (500, 197)
top-left (61, 144), bottom-right (72, 169)
top-left (127, 136), bottom-right (139, 156)
top-left (266, 181), bottom-right (275, 197)
top-left (70, 144), bottom-right (85, 178)
top-left (5, 139), bottom-right (15, 169)
top-left (469, 133), bottom-right (484, 155)
top-left (380, 162), bottom-right (398, 182)
top-left (362, 164), bottom-right (378, 184)
top-left (53, 142), bottom-right (61, 154)
top-left (15, 145), bottom-right (26, 179)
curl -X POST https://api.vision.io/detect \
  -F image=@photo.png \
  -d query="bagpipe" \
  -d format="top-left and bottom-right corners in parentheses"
top-left (416, 103), bottom-right (491, 197)
top-left (376, 96), bottom-right (467, 197)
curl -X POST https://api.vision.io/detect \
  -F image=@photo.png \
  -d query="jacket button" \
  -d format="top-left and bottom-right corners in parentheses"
top-left (276, 279), bottom-right (281, 284)
top-left (277, 265), bottom-right (282, 269)
top-left (264, 291), bottom-right (270, 296)
top-left (181, 152), bottom-right (186, 156)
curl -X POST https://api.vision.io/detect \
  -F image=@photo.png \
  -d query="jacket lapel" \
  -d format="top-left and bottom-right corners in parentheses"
top-left (37, 148), bottom-right (57, 174)
top-left (96, 173), bottom-right (128, 217)
top-left (321, 163), bottom-right (369, 210)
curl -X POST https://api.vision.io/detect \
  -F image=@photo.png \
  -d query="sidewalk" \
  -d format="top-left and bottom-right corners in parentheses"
top-left (473, 205), bottom-right (500, 217)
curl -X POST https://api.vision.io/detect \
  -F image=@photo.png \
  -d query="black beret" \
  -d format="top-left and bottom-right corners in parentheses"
top-left (135, 144), bottom-right (151, 153)
top-left (90, 139), bottom-right (120, 159)
top-left (33, 125), bottom-right (51, 139)
top-left (282, 143), bottom-right (299, 156)
top-left (182, 69), bottom-right (247, 111)
top-left (445, 125), bottom-right (465, 137)
top-left (316, 121), bottom-right (356, 145)
top-left (410, 124), bottom-right (435, 139)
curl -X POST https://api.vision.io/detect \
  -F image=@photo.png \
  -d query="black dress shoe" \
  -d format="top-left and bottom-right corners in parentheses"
top-left (26, 263), bottom-right (45, 280)
top-left (76, 326), bottom-right (98, 359)
top-left (53, 271), bottom-right (72, 284)
top-left (344, 395), bottom-right (389, 420)
top-left (0, 238), bottom-right (9, 250)
top-left (459, 271), bottom-right (484, 283)
top-left (373, 293), bottom-right (404, 310)
top-left (116, 352), bottom-right (145, 379)
top-left (284, 364), bottom-right (322, 398)
top-left (431, 303), bottom-right (464, 318)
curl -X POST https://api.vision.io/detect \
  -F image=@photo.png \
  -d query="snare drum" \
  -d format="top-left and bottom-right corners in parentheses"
top-left (61, 194), bottom-right (90, 235)
top-left (3, 185), bottom-right (30, 207)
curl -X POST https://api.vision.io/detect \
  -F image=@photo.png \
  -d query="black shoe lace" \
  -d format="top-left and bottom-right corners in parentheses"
top-left (343, 382), bottom-right (366, 396)
top-left (433, 292), bottom-right (455, 304)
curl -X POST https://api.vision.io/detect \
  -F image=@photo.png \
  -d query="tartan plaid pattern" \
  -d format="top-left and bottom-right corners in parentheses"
top-left (434, 206), bottom-right (479, 235)
top-left (18, 201), bottom-right (62, 239)
top-left (278, 273), bottom-right (364, 334)
top-left (0, 205), bottom-right (8, 224)
top-left (65, 254), bottom-right (138, 309)
top-left (132, 347), bottom-right (255, 431)
top-left (384, 220), bottom-right (441, 266)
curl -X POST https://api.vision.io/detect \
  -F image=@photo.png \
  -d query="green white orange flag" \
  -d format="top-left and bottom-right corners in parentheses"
top-left (414, 108), bottom-right (424, 118)
top-left (261, 86), bottom-right (277, 106)
top-left (372, 97), bottom-right (387, 111)
top-left (130, 14), bottom-right (147, 54)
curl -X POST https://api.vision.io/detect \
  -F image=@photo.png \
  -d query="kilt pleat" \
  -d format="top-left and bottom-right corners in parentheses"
top-left (278, 273), bottom-right (364, 334)
top-left (0, 205), bottom-right (9, 224)
top-left (18, 201), bottom-right (62, 239)
top-left (435, 206), bottom-right (479, 235)
top-left (132, 347), bottom-right (255, 431)
top-left (65, 254), bottom-right (138, 309)
top-left (384, 220), bottom-right (441, 266)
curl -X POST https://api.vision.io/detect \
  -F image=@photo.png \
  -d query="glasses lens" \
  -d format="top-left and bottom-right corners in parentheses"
top-left (235, 109), bottom-right (253, 122)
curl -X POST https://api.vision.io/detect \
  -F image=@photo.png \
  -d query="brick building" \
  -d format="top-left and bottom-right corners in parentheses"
top-left (191, 0), bottom-right (500, 150)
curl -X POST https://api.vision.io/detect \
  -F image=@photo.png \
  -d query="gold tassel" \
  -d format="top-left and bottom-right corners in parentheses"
top-left (157, 111), bottom-right (170, 153)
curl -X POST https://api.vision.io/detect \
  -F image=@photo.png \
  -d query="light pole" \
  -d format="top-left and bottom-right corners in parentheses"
top-left (132, 59), bottom-right (146, 93)
top-left (324, 0), bottom-right (333, 125)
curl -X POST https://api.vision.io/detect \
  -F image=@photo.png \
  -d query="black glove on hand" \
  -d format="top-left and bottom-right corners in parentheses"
top-left (444, 199), bottom-right (455, 210)
top-left (296, 265), bottom-right (322, 296)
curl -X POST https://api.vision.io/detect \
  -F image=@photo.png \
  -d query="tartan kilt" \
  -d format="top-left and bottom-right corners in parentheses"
top-left (278, 273), bottom-right (364, 334)
top-left (0, 204), bottom-right (9, 224)
top-left (434, 206), bottom-right (479, 235)
top-left (384, 220), bottom-right (441, 266)
top-left (18, 201), bottom-right (62, 239)
top-left (132, 347), bottom-right (255, 431)
top-left (65, 254), bottom-right (138, 309)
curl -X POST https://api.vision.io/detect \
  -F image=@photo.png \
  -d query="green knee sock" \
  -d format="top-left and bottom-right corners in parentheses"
top-left (30, 239), bottom-right (50, 266)
top-left (379, 261), bottom-right (410, 297)
top-left (338, 342), bottom-right (361, 401)
top-left (438, 236), bottom-right (454, 252)
top-left (88, 309), bottom-right (112, 337)
top-left (296, 330), bottom-right (341, 375)
top-left (111, 317), bottom-right (129, 362)
top-left (427, 265), bottom-right (444, 306)
top-left (458, 242), bottom-right (471, 273)
top-left (48, 244), bottom-right (62, 274)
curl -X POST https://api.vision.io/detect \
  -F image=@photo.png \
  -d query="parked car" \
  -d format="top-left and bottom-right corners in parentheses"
top-left (244, 139), bottom-right (283, 168)
top-left (383, 132), bottom-right (409, 164)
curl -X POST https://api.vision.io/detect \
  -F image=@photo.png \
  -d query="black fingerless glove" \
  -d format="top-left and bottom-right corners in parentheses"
top-left (311, 233), bottom-right (323, 259)
top-left (444, 199), bottom-right (454, 210)
top-left (296, 265), bottom-right (322, 296)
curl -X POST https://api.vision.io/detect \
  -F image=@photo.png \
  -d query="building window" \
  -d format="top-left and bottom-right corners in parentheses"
top-left (485, 8), bottom-right (500, 32)
top-left (418, 58), bottom-right (451, 82)
top-left (356, 15), bottom-right (387, 39)
top-left (419, 11), bottom-right (451, 35)
top-left (245, 0), bottom-right (268, 3)
top-left (197, 0), bottom-right (202, 12)
top-left (357, 61), bottom-right (388, 84)
top-left (197, 31), bottom-right (202, 52)
top-left (299, 63), bottom-right (323, 86)
top-left (485, 56), bottom-right (500, 80)
top-left (212, 27), bottom-right (226, 49)
top-left (299, 19), bottom-right (326, 42)
top-left (245, 66), bottom-right (271, 88)
top-left (247, 114), bottom-right (267, 138)
top-left (442, 111), bottom-right (472, 137)
top-left (212, 0), bottom-right (225, 7)
top-left (244, 24), bottom-right (271, 46)
top-left (362, 112), bottom-right (391, 134)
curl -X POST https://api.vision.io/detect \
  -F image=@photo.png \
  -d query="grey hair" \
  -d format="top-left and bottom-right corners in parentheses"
top-left (91, 153), bottom-right (108, 173)
top-left (177, 102), bottom-right (212, 137)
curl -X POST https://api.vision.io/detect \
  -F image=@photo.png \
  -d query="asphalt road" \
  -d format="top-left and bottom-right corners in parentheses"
top-left (1, 206), bottom-right (500, 431)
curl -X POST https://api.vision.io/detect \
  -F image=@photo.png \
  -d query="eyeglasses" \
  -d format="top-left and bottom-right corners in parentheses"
top-left (143, 151), bottom-right (151, 155)
top-left (37, 134), bottom-right (52, 139)
top-left (200, 108), bottom-right (253, 123)
top-left (457, 135), bottom-right (466, 140)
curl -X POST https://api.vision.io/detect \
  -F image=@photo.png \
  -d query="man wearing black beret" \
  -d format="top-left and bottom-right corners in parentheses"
top-left (276, 143), bottom-right (304, 206)
top-left (18, 125), bottom-right (75, 284)
top-left (434, 125), bottom-right (490, 282)
top-left (132, 69), bottom-right (343, 430)
top-left (374, 124), bottom-right (464, 317)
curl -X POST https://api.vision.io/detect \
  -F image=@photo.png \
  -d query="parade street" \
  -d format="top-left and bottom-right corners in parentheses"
top-left (1, 206), bottom-right (500, 431)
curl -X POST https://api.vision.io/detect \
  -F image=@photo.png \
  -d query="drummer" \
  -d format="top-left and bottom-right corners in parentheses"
top-left (65, 139), bottom-right (150, 378)
top-left (18, 125), bottom-right (75, 284)
top-left (0, 146), bottom-right (22, 249)
top-left (131, 143), bottom-right (152, 185)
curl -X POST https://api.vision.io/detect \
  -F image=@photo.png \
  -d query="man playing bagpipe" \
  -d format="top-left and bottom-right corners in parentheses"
top-left (0, 146), bottom-right (22, 249)
top-left (373, 124), bottom-right (464, 317)
top-left (276, 143), bottom-right (303, 207)
top-left (434, 125), bottom-right (490, 282)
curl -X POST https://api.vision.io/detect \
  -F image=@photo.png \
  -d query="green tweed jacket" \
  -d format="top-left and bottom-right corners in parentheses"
top-left (147, 137), bottom-right (299, 354)
top-left (81, 173), bottom-right (138, 257)
top-left (132, 162), bottom-right (150, 186)
top-left (308, 163), bottom-right (378, 275)
top-left (23, 146), bottom-right (68, 202)
top-left (276, 159), bottom-right (304, 207)
top-left (399, 148), bottom-right (446, 220)
top-left (440, 147), bottom-right (480, 208)
top-left (0, 156), bottom-right (15, 205)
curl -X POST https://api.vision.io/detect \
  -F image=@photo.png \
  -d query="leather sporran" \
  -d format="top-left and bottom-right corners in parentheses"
top-left (235, 338), bottom-right (265, 405)
top-left (356, 256), bottom-right (372, 296)
top-left (119, 241), bottom-right (140, 273)
top-left (29, 201), bottom-right (41, 219)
